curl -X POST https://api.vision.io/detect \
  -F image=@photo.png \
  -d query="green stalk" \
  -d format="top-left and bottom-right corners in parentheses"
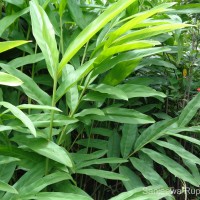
top-left (28, 45), bottom-right (37, 114)
top-left (58, 41), bottom-right (89, 145)
top-left (18, 25), bottom-right (31, 105)
top-left (57, 72), bottom-right (91, 145)
top-left (49, 77), bottom-right (58, 140)
top-left (46, 74), bottom-right (57, 176)
top-left (60, 16), bottom-right (64, 56)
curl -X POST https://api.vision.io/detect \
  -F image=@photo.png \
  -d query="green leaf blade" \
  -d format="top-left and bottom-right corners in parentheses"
top-left (0, 41), bottom-right (30, 53)
top-left (0, 72), bottom-right (23, 86)
top-left (0, 101), bottom-right (37, 137)
top-left (0, 181), bottom-right (18, 194)
top-left (59, 0), bottom-right (138, 74)
top-left (30, 0), bottom-right (59, 79)
top-left (141, 148), bottom-right (199, 187)
top-left (12, 135), bottom-right (73, 168)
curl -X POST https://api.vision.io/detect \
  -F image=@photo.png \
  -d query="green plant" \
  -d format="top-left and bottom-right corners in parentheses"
top-left (0, 0), bottom-right (199, 199)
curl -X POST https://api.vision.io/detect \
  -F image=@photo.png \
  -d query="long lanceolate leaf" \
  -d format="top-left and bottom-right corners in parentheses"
top-left (58, 0), bottom-right (138, 74)
top-left (18, 172), bottom-right (72, 196)
top-left (90, 107), bottom-right (155, 124)
top-left (113, 24), bottom-right (191, 45)
top-left (134, 119), bottom-right (176, 152)
top-left (106, 3), bottom-right (176, 46)
top-left (8, 53), bottom-right (44, 69)
top-left (0, 181), bottom-right (18, 194)
top-left (0, 41), bottom-right (30, 53)
top-left (76, 169), bottom-right (128, 181)
top-left (154, 139), bottom-right (200, 165)
top-left (0, 102), bottom-right (37, 137)
top-left (178, 93), bottom-right (200, 127)
top-left (92, 47), bottom-right (171, 76)
top-left (0, 72), bottom-right (23, 86)
top-left (141, 148), bottom-right (199, 187)
top-left (12, 134), bottom-right (73, 168)
top-left (0, 63), bottom-right (52, 105)
top-left (109, 185), bottom-right (172, 200)
top-left (30, 0), bottom-right (59, 80)
top-left (0, 8), bottom-right (29, 36)
top-left (130, 157), bottom-right (168, 187)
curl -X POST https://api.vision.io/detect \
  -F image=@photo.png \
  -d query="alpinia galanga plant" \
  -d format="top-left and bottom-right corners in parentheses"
top-left (0, 0), bottom-right (199, 199)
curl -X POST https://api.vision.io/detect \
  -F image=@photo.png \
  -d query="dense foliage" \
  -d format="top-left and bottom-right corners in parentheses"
top-left (0, 0), bottom-right (200, 199)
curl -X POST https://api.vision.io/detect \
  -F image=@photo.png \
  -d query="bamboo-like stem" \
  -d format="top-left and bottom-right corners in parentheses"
top-left (57, 76), bottom-right (91, 145)
top-left (49, 77), bottom-right (58, 140)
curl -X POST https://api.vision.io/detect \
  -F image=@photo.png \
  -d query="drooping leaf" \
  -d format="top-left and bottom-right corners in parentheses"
top-left (76, 158), bottom-right (127, 170)
top-left (28, 113), bottom-right (77, 128)
top-left (0, 102), bottom-right (37, 137)
top-left (130, 157), bottom-right (168, 187)
top-left (17, 104), bottom-right (61, 112)
top-left (8, 53), bottom-right (44, 69)
top-left (117, 84), bottom-right (166, 98)
top-left (140, 58), bottom-right (176, 69)
top-left (0, 8), bottom-right (29, 36)
top-left (71, 150), bottom-right (107, 163)
top-left (76, 169), bottom-right (128, 181)
top-left (166, 137), bottom-right (200, 183)
top-left (0, 181), bottom-right (18, 194)
top-left (90, 107), bottom-right (155, 124)
top-left (74, 108), bottom-right (104, 118)
top-left (0, 156), bottom-right (20, 165)
top-left (141, 148), bottom-right (199, 186)
top-left (0, 63), bottom-right (52, 105)
top-left (92, 47), bottom-right (171, 76)
top-left (0, 41), bottom-right (30, 53)
top-left (12, 134), bottom-right (73, 168)
top-left (1, 163), bottom-right (46, 200)
top-left (0, 145), bottom-right (44, 171)
top-left (154, 140), bottom-right (200, 165)
top-left (167, 132), bottom-right (200, 146)
top-left (88, 84), bottom-right (128, 101)
top-left (96, 40), bottom-right (160, 63)
top-left (0, 72), bottom-right (23, 86)
top-left (178, 93), bottom-right (200, 127)
top-left (134, 119), bottom-right (176, 153)
top-left (18, 172), bottom-right (72, 196)
top-left (76, 139), bottom-right (108, 150)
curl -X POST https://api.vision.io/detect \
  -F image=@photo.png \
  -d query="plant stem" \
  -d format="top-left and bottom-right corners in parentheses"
top-left (28, 45), bottom-right (37, 114)
top-left (49, 77), bottom-right (57, 140)
top-left (57, 76), bottom-right (91, 145)
top-left (60, 16), bottom-right (64, 56)
top-left (45, 157), bottom-right (49, 176)
top-left (46, 76), bottom-right (57, 175)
